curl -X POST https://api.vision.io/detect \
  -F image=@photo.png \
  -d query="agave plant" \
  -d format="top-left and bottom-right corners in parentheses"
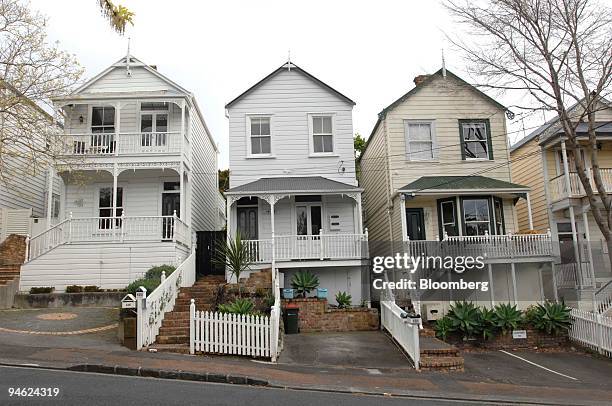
top-left (531, 301), bottom-right (572, 335)
top-left (213, 233), bottom-right (252, 297)
top-left (477, 307), bottom-right (497, 341)
top-left (335, 291), bottom-right (352, 308)
top-left (448, 301), bottom-right (480, 339)
top-left (291, 270), bottom-right (319, 298)
top-left (217, 298), bottom-right (255, 315)
top-left (434, 316), bottom-right (455, 341)
top-left (493, 303), bottom-right (523, 334)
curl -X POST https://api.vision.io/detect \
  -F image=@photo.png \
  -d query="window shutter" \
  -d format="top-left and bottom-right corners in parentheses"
top-left (458, 121), bottom-right (466, 160)
top-left (404, 121), bottom-right (411, 160)
top-left (486, 120), bottom-right (494, 160)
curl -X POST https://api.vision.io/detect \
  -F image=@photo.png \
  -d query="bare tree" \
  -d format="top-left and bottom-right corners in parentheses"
top-left (98, 0), bottom-right (134, 35)
top-left (444, 0), bottom-right (612, 264)
top-left (0, 0), bottom-right (83, 188)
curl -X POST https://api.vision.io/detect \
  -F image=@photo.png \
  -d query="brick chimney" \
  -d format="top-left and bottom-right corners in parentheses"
top-left (413, 75), bottom-right (431, 86)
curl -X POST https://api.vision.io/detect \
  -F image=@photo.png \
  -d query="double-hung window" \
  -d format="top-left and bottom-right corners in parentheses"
top-left (140, 102), bottom-right (169, 148)
top-left (98, 187), bottom-right (123, 229)
top-left (460, 120), bottom-right (492, 160)
top-left (311, 115), bottom-right (333, 154)
top-left (405, 120), bottom-right (435, 160)
top-left (89, 106), bottom-right (115, 154)
top-left (249, 116), bottom-right (271, 155)
top-left (462, 198), bottom-right (491, 236)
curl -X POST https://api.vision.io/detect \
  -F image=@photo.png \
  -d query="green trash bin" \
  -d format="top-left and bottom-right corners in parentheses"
top-left (284, 306), bottom-right (299, 334)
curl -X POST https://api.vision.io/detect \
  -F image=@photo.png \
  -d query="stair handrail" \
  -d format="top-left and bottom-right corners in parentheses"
top-left (595, 279), bottom-right (612, 314)
top-left (27, 217), bottom-right (71, 261)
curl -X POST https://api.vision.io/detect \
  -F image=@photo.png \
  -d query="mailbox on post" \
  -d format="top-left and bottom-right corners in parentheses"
top-left (121, 294), bottom-right (136, 309)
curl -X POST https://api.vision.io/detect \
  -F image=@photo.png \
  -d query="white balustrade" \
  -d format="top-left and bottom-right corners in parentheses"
top-left (380, 301), bottom-right (420, 369)
top-left (138, 252), bottom-right (196, 349)
top-left (27, 214), bottom-right (190, 261)
top-left (595, 280), bottom-right (612, 314)
top-left (405, 233), bottom-right (553, 260)
top-left (60, 132), bottom-right (182, 156)
top-left (244, 233), bottom-right (368, 263)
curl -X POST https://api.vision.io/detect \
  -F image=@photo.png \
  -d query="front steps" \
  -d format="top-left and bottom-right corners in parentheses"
top-left (150, 275), bottom-right (226, 352)
top-left (419, 335), bottom-right (465, 372)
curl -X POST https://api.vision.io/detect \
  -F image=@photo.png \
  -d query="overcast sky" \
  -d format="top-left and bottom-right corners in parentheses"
top-left (30, 0), bottom-right (545, 169)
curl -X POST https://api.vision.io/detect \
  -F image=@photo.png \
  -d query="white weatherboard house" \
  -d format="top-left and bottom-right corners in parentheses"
top-left (224, 62), bottom-right (368, 305)
top-left (19, 55), bottom-right (225, 292)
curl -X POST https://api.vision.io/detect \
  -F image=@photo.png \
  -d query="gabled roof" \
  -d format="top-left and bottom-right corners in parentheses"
top-left (72, 55), bottom-right (190, 96)
top-left (398, 176), bottom-right (529, 193)
top-left (225, 62), bottom-right (356, 109)
top-left (226, 176), bottom-right (361, 195)
top-left (510, 97), bottom-right (612, 151)
top-left (360, 68), bottom-right (507, 162)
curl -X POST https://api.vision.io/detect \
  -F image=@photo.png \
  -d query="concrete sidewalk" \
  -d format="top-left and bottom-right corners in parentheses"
top-left (0, 341), bottom-right (611, 405)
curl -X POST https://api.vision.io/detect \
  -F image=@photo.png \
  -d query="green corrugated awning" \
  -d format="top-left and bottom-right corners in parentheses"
top-left (398, 176), bottom-right (529, 193)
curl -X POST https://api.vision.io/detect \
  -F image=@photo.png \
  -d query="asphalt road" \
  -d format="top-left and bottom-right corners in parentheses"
top-left (0, 365), bottom-right (483, 406)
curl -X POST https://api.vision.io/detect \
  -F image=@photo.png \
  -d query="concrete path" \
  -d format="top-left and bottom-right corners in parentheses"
top-left (279, 331), bottom-right (413, 370)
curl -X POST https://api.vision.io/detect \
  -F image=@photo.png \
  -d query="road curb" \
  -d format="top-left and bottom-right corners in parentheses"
top-left (66, 364), bottom-right (269, 386)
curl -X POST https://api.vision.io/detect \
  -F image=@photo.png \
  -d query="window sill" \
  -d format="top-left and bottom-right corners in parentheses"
top-left (405, 159), bottom-right (439, 163)
top-left (246, 155), bottom-right (276, 159)
top-left (463, 158), bottom-right (493, 162)
top-left (309, 153), bottom-right (339, 158)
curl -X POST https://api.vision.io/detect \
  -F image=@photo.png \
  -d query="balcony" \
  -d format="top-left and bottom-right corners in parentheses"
top-left (58, 131), bottom-right (186, 158)
top-left (27, 215), bottom-right (190, 261)
top-left (404, 233), bottom-right (553, 262)
top-left (549, 168), bottom-right (612, 202)
top-left (244, 233), bottom-right (369, 264)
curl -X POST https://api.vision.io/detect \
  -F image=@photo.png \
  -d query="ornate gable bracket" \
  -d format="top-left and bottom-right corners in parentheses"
top-left (342, 192), bottom-right (362, 203)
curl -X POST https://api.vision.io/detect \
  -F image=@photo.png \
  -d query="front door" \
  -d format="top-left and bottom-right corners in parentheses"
top-left (162, 188), bottom-right (180, 240)
top-left (406, 208), bottom-right (425, 240)
top-left (237, 207), bottom-right (258, 240)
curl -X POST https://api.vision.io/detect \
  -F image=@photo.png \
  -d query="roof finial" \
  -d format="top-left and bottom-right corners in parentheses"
top-left (287, 49), bottom-right (291, 71)
top-left (442, 48), bottom-right (447, 78)
top-left (126, 37), bottom-right (132, 76)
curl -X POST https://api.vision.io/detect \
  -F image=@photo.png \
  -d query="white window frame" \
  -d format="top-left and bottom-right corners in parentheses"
top-left (51, 193), bottom-right (61, 219)
top-left (404, 119), bottom-right (437, 161)
top-left (89, 105), bottom-right (116, 133)
top-left (139, 109), bottom-right (169, 148)
top-left (95, 185), bottom-right (125, 230)
top-left (308, 113), bottom-right (336, 156)
top-left (295, 202), bottom-right (324, 236)
top-left (245, 114), bottom-right (273, 158)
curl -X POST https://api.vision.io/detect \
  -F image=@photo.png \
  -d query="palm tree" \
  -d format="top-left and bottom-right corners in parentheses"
top-left (97, 0), bottom-right (134, 34)
top-left (213, 233), bottom-right (252, 297)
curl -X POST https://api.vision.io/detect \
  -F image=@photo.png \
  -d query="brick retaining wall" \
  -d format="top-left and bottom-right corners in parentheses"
top-left (282, 298), bottom-right (379, 333)
top-left (449, 328), bottom-right (568, 350)
top-left (0, 234), bottom-right (27, 265)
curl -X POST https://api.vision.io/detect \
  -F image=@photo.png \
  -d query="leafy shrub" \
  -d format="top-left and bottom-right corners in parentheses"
top-left (291, 270), bottom-right (319, 298)
top-left (529, 301), bottom-right (572, 335)
top-left (84, 285), bottom-right (101, 292)
top-left (125, 278), bottom-right (160, 295)
top-left (448, 301), bottom-right (480, 339)
top-left (493, 303), bottom-right (523, 334)
top-left (29, 287), bottom-right (54, 294)
top-left (335, 291), bottom-right (352, 308)
top-left (477, 307), bottom-right (497, 341)
top-left (65, 285), bottom-right (83, 293)
top-left (144, 265), bottom-right (175, 280)
top-left (434, 316), bottom-right (454, 341)
top-left (218, 298), bottom-right (255, 315)
top-left (263, 293), bottom-right (275, 308)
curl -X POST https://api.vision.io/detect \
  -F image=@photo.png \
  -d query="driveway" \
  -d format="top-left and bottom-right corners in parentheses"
top-left (0, 307), bottom-right (125, 351)
top-left (278, 331), bottom-right (413, 370)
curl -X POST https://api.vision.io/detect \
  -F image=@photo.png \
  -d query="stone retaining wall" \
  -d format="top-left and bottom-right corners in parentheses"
top-left (14, 292), bottom-right (124, 308)
top-left (282, 298), bottom-right (379, 333)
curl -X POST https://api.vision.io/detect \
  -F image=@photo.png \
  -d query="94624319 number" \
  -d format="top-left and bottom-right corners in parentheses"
top-left (8, 387), bottom-right (60, 397)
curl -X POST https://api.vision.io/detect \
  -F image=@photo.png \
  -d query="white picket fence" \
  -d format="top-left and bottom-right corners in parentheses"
top-left (569, 308), bottom-right (612, 358)
top-left (189, 268), bottom-right (282, 361)
top-left (190, 307), bottom-right (273, 358)
top-left (380, 300), bottom-right (421, 369)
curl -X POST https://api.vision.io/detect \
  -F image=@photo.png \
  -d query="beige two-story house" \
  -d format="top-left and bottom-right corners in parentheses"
top-left (359, 69), bottom-right (555, 313)
top-left (511, 100), bottom-right (612, 312)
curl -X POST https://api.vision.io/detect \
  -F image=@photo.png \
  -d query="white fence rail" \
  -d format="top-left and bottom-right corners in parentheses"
top-left (137, 252), bottom-right (196, 350)
top-left (244, 232), bottom-right (368, 263)
top-left (549, 169), bottom-right (612, 201)
top-left (555, 262), bottom-right (594, 289)
top-left (380, 301), bottom-right (420, 369)
top-left (569, 308), bottom-right (612, 358)
top-left (27, 213), bottom-right (190, 261)
top-left (190, 308), bottom-right (273, 358)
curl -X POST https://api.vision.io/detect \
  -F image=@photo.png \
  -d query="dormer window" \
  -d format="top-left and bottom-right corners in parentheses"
top-left (460, 119), bottom-right (493, 160)
top-left (310, 115), bottom-right (334, 154)
top-left (248, 116), bottom-right (271, 155)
